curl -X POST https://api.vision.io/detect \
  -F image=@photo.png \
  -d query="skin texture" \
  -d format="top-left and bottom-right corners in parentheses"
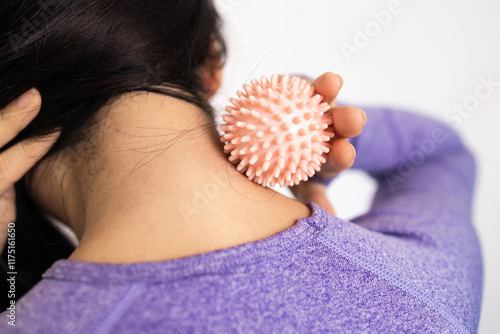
top-left (0, 71), bottom-right (365, 261)
top-left (0, 89), bottom-right (60, 250)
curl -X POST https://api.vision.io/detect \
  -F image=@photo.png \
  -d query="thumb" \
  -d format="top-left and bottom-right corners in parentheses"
top-left (307, 191), bottom-right (336, 215)
top-left (290, 181), bottom-right (336, 215)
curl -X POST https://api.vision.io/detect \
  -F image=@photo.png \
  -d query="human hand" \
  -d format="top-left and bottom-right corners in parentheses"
top-left (289, 72), bottom-right (366, 215)
top-left (0, 89), bottom-right (60, 251)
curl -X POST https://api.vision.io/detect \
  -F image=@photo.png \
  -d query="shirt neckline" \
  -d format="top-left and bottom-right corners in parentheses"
top-left (42, 202), bottom-right (332, 284)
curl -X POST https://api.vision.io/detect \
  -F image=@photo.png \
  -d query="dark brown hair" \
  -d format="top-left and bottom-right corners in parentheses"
top-left (0, 0), bottom-right (226, 309)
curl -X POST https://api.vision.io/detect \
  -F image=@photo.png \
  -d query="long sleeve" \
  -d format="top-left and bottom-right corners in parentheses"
top-left (350, 106), bottom-right (477, 246)
top-left (347, 106), bottom-right (483, 331)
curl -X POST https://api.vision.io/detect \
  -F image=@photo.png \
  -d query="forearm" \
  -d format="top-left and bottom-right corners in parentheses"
top-left (351, 107), bottom-right (471, 180)
top-left (349, 106), bottom-right (476, 245)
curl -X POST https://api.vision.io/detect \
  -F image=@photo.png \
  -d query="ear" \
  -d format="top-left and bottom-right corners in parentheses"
top-left (200, 40), bottom-right (223, 98)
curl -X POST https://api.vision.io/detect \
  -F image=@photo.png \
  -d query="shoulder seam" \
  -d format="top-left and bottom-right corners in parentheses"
top-left (317, 234), bottom-right (470, 334)
top-left (89, 283), bottom-right (144, 334)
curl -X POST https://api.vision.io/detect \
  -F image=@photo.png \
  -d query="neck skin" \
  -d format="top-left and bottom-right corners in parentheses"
top-left (30, 91), bottom-right (311, 263)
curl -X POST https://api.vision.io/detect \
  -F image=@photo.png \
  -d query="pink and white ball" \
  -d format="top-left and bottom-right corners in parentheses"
top-left (220, 74), bottom-right (334, 187)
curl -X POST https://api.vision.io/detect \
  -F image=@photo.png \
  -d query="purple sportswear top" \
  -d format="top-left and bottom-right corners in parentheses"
top-left (1, 107), bottom-right (483, 333)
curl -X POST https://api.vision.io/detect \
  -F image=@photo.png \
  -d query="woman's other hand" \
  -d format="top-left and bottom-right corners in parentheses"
top-left (0, 89), bottom-right (59, 251)
top-left (289, 72), bottom-right (366, 215)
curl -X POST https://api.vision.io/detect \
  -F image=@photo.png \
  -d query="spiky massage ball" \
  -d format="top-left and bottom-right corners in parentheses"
top-left (220, 74), bottom-right (334, 187)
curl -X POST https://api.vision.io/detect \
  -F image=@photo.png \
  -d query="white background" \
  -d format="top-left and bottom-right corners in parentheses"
top-left (213, 0), bottom-right (500, 332)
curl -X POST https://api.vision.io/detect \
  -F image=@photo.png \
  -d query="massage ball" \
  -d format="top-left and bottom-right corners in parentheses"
top-left (220, 74), bottom-right (334, 187)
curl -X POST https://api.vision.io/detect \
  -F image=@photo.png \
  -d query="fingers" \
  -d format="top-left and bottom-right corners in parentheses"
top-left (0, 132), bottom-right (60, 195)
top-left (0, 88), bottom-right (60, 195)
top-left (305, 189), bottom-right (336, 215)
top-left (312, 72), bottom-right (343, 105)
top-left (0, 186), bottom-right (16, 219)
top-left (289, 181), bottom-right (336, 215)
top-left (0, 89), bottom-right (60, 252)
top-left (331, 106), bottom-right (366, 138)
top-left (312, 73), bottom-right (366, 138)
top-left (312, 73), bottom-right (362, 173)
top-left (0, 185), bottom-right (17, 251)
top-left (289, 72), bottom-right (365, 217)
top-left (319, 138), bottom-right (356, 178)
top-left (0, 89), bottom-right (41, 148)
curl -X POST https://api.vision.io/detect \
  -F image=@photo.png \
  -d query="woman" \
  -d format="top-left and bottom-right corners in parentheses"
top-left (0, 0), bottom-right (482, 333)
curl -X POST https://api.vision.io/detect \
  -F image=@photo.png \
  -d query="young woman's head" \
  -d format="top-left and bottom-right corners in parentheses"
top-left (0, 0), bottom-right (225, 307)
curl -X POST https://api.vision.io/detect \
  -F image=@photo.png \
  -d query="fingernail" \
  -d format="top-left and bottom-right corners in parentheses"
top-left (40, 130), bottom-right (61, 148)
top-left (359, 109), bottom-right (367, 126)
top-left (46, 130), bottom-right (61, 141)
top-left (349, 143), bottom-right (356, 163)
top-left (15, 88), bottom-right (35, 108)
top-left (335, 74), bottom-right (344, 88)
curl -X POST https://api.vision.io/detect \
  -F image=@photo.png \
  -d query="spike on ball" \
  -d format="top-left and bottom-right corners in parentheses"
top-left (220, 74), bottom-right (334, 187)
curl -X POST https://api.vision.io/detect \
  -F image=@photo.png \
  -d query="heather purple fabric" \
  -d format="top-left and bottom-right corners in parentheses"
top-left (1, 107), bottom-right (482, 333)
